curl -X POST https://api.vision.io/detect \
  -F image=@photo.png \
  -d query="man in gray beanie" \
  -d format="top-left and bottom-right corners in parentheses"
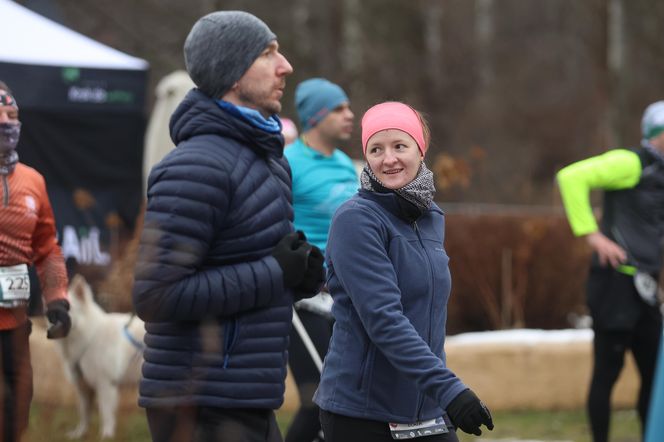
top-left (557, 100), bottom-right (664, 442)
top-left (133, 11), bottom-right (324, 442)
top-left (185, 11), bottom-right (275, 102)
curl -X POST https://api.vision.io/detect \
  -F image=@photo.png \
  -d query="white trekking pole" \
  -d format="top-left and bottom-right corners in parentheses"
top-left (292, 308), bottom-right (323, 373)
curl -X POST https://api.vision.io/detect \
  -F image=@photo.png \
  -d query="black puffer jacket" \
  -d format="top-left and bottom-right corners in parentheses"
top-left (133, 89), bottom-right (295, 409)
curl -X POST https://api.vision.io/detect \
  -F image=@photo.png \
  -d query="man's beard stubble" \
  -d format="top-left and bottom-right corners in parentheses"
top-left (237, 83), bottom-right (282, 116)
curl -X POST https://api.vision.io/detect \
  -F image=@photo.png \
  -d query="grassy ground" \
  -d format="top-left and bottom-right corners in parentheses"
top-left (456, 409), bottom-right (640, 442)
top-left (26, 405), bottom-right (641, 441)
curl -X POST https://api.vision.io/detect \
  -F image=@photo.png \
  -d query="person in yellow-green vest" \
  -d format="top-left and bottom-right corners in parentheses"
top-left (557, 101), bottom-right (664, 442)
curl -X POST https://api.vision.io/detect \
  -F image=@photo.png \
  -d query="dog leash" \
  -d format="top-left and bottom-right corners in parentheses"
top-left (123, 313), bottom-right (146, 351)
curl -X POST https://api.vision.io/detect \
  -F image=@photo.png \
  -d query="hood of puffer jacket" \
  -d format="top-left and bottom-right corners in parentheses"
top-left (169, 88), bottom-right (285, 158)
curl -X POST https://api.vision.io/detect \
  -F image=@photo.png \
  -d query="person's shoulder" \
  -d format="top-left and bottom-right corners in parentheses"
top-left (560, 148), bottom-right (640, 173)
top-left (149, 137), bottom-right (239, 188)
top-left (429, 201), bottom-right (445, 216)
top-left (335, 192), bottom-right (361, 210)
top-left (285, 137), bottom-right (303, 150)
top-left (597, 148), bottom-right (642, 168)
top-left (284, 138), bottom-right (306, 160)
top-left (332, 148), bottom-right (356, 166)
top-left (335, 192), bottom-right (382, 219)
top-left (166, 133), bottom-right (248, 166)
top-left (605, 147), bottom-right (639, 157)
top-left (333, 148), bottom-right (353, 160)
top-left (14, 163), bottom-right (45, 182)
top-left (330, 194), bottom-right (390, 244)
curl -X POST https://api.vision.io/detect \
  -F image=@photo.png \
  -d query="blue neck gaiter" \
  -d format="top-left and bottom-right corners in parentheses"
top-left (216, 100), bottom-right (282, 134)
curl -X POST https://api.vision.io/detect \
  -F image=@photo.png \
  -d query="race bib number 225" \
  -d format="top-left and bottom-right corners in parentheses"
top-left (0, 264), bottom-right (30, 302)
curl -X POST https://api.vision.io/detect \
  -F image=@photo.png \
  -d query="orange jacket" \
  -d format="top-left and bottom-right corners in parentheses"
top-left (0, 163), bottom-right (68, 329)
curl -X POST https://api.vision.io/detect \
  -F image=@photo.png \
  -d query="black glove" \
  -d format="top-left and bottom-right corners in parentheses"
top-left (46, 299), bottom-right (72, 339)
top-left (446, 389), bottom-right (494, 436)
top-left (272, 231), bottom-right (312, 288)
top-left (295, 244), bottom-right (325, 297)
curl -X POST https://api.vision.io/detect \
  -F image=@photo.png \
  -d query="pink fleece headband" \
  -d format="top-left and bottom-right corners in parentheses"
top-left (361, 102), bottom-right (426, 156)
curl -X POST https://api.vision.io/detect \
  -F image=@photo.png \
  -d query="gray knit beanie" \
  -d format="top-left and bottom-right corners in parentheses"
top-left (184, 11), bottom-right (276, 98)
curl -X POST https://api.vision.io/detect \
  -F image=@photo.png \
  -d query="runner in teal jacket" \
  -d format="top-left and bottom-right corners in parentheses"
top-left (557, 100), bottom-right (664, 442)
top-left (286, 137), bottom-right (357, 254)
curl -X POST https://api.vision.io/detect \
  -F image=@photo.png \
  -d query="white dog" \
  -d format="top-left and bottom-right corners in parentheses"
top-left (55, 274), bottom-right (145, 439)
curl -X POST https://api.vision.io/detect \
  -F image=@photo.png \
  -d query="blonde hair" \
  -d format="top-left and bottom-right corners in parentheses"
top-left (414, 110), bottom-right (431, 152)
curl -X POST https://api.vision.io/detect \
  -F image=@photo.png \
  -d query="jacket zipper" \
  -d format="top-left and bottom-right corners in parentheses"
top-left (269, 156), bottom-right (291, 211)
top-left (222, 319), bottom-right (237, 369)
top-left (2, 176), bottom-right (8, 207)
top-left (357, 341), bottom-right (372, 390)
top-left (413, 221), bottom-right (436, 420)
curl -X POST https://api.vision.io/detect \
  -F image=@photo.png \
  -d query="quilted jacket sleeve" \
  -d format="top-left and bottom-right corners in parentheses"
top-left (132, 146), bottom-right (285, 322)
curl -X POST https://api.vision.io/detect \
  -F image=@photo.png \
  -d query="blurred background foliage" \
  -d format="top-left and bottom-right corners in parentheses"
top-left (19, 0), bottom-right (664, 204)
top-left (16, 0), bottom-right (664, 331)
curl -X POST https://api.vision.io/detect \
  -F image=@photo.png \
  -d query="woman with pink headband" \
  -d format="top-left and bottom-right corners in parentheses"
top-left (313, 102), bottom-right (494, 441)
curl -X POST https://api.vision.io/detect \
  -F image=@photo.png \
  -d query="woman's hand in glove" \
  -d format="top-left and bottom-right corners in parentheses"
top-left (446, 389), bottom-right (494, 436)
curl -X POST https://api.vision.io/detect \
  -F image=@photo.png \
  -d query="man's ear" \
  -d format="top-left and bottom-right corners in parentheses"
top-left (220, 83), bottom-right (239, 103)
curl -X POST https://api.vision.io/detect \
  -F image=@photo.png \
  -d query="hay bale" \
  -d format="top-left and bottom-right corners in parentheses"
top-left (446, 329), bottom-right (638, 411)
top-left (34, 322), bottom-right (636, 413)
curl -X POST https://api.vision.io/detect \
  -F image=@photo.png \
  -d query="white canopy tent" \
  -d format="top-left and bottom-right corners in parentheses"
top-left (1, 0), bottom-right (147, 70)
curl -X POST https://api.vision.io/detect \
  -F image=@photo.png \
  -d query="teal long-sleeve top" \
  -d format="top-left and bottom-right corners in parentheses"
top-left (285, 138), bottom-right (358, 255)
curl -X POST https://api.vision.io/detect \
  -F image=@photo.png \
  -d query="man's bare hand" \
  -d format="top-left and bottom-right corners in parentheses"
top-left (585, 231), bottom-right (627, 268)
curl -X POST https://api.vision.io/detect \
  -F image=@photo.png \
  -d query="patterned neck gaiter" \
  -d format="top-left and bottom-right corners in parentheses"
top-left (360, 161), bottom-right (435, 212)
top-left (0, 122), bottom-right (20, 175)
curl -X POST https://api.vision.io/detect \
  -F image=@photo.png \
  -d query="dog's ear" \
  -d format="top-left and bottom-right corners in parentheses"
top-left (69, 274), bottom-right (90, 302)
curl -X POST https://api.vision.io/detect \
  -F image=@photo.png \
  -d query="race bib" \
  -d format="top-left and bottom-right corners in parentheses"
top-left (634, 271), bottom-right (659, 306)
top-left (389, 417), bottom-right (448, 439)
top-left (0, 264), bottom-right (30, 306)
